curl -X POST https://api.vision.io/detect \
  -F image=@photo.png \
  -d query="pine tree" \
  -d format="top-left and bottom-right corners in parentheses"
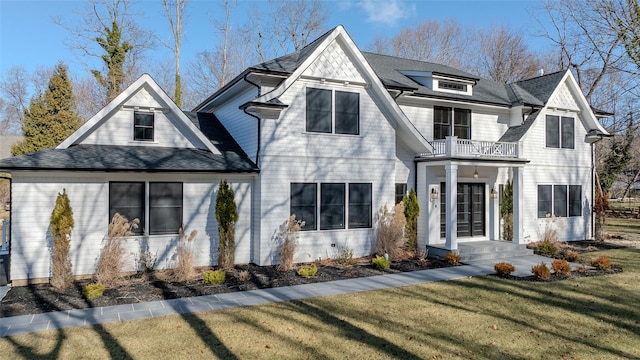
top-left (12, 62), bottom-right (81, 156)
top-left (216, 180), bottom-right (238, 269)
top-left (501, 180), bottom-right (513, 241)
top-left (50, 189), bottom-right (74, 289)
top-left (92, 21), bottom-right (132, 103)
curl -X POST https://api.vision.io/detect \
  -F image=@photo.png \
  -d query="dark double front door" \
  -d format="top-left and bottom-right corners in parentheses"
top-left (440, 182), bottom-right (485, 238)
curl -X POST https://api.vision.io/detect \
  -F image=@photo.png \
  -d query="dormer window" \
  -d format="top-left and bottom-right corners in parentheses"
top-left (134, 111), bottom-right (154, 141)
top-left (438, 81), bottom-right (467, 92)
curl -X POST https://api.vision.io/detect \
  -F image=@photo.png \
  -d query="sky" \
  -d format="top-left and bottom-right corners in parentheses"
top-left (0, 0), bottom-right (551, 80)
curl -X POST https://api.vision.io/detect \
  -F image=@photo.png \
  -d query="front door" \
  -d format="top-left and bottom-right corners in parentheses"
top-left (440, 182), bottom-right (485, 238)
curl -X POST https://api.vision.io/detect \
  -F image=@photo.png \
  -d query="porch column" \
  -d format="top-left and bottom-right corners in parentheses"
top-left (445, 163), bottom-right (458, 250)
top-left (513, 166), bottom-right (524, 244)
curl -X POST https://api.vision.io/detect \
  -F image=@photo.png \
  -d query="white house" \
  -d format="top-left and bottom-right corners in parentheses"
top-left (0, 26), bottom-right (609, 285)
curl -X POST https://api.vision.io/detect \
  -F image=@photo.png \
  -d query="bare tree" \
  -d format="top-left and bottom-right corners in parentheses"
top-left (54, 0), bottom-right (154, 104)
top-left (0, 66), bottom-right (30, 133)
top-left (161, 0), bottom-right (188, 108)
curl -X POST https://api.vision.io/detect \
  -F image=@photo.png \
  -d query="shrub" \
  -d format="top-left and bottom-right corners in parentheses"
top-left (96, 213), bottom-right (139, 288)
top-left (531, 262), bottom-right (551, 279)
top-left (174, 227), bottom-right (198, 282)
top-left (591, 256), bottom-right (611, 270)
top-left (403, 189), bottom-right (420, 251)
top-left (494, 262), bottom-right (515, 277)
top-left (277, 215), bottom-right (304, 271)
top-left (372, 255), bottom-right (391, 270)
top-left (216, 180), bottom-right (238, 270)
top-left (444, 252), bottom-right (461, 265)
top-left (552, 259), bottom-right (571, 276)
top-left (561, 249), bottom-right (580, 262)
top-left (203, 269), bottom-right (226, 285)
top-left (337, 246), bottom-right (355, 266)
top-left (500, 180), bottom-right (513, 241)
top-left (534, 240), bottom-right (558, 257)
top-left (50, 189), bottom-right (74, 289)
top-left (502, 213), bottom-right (513, 242)
top-left (297, 265), bottom-right (318, 278)
top-left (237, 270), bottom-right (250, 282)
top-left (375, 203), bottom-right (406, 260)
top-left (83, 283), bottom-right (105, 299)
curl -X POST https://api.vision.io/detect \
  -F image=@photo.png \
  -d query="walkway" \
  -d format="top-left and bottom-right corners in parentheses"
top-left (0, 255), bottom-right (557, 338)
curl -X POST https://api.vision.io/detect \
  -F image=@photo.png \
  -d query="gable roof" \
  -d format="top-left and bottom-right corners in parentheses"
top-left (508, 70), bottom-right (568, 106)
top-left (58, 74), bottom-right (220, 155)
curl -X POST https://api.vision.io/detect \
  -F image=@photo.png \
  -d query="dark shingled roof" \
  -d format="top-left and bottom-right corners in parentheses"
top-left (0, 112), bottom-right (258, 172)
top-left (498, 111), bottom-right (541, 142)
top-left (510, 70), bottom-right (568, 106)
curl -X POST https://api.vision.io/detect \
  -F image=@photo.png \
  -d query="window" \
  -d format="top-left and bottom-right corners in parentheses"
top-left (538, 184), bottom-right (582, 218)
top-left (395, 183), bottom-right (407, 204)
top-left (108, 181), bottom-right (183, 235)
top-left (438, 81), bottom-right (467, 91)
top-left (306, 87), bottom-right (359, 135)
top-left (349, 183), bottom-right (372, 228)
top-left (320, 183), bottom-right (345, 230)
top-left (546, 115), bottom-right (574, 149)
top-left (149, 182), bottom-right (183, 235)
top-left (434, 106), bottom-right (471, 140)
top-left (109, 182), bottom-right (144, 235)
top-left (291, 183), bottom-right (317, 231)
top-left (134, 112), bottom-right (154, 141)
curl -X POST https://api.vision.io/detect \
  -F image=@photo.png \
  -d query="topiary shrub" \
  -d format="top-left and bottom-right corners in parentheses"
top-left (561, 249), bottom-right (580, 262)
top-left (50, 189), bottom-right (74, 289)
top-left (534, 240), bottom-right (558, 257)
top-left (216, 180), bottom-right (238, 270)
top-left (297, 265), bottom-right (318, 278)
top-left (591, 256), bottom-right (611, 270)
top-left (531, 262), bottom-right (551, 279)
top-left (203, 269), bottom-right (226, 285)
top-left (403, 189), bottom-right (420, 251)
top-left (444, 252), bottom-right (461, 265)
top-left (552, 259), bottom-right (571, 276)
top-left (494, 262), bottom-right (515, 277)
top-left (372, 255), bottom-right (391, 270)
top-left (83, 283), bottom-right (105, 299)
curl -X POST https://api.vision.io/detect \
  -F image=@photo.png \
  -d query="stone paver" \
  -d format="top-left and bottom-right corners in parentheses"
top-left (0, 255), bottom-right (557, 338)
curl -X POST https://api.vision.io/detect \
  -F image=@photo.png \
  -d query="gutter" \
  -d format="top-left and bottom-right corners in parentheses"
top-left (242, 73), bottom-right (263, 167)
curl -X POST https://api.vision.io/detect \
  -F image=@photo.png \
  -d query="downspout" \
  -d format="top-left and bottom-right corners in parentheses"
top-left (243, 73), bottom-right (262, 167)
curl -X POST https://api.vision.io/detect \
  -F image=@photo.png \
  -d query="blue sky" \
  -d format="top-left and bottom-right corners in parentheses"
top-left (0, 0), bottom-right (549, 78)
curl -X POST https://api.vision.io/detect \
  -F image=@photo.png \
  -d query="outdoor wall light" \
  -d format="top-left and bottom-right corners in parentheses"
top-left (490, 188), bottom-right (498, 199)
top-left (430, 187), bottom-right (439, 201)
top-left (473, 166), bottom-right (479, 179)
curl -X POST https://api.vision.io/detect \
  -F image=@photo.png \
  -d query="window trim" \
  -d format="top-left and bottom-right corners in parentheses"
top-left (133, 111), bottom-right (155, 142)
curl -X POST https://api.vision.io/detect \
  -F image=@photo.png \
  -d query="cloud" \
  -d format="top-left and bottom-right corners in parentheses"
top-left (358, 0), bottom-right (414, 26)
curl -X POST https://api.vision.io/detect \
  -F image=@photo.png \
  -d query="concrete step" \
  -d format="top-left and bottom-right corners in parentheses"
top-left (459, 249), bottom-right (533, 262)
top-left (456, 241), bottom-right (534, 262)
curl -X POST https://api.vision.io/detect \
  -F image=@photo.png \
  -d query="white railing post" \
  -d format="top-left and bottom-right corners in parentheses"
top-left (446, 136), bottom-right (458, 157)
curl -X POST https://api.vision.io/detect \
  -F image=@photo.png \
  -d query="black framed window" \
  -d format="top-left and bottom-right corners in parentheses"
top-left (453, 108), bottom-right (471, 139)
top-left (134, 112), bottom-right (154, 141)
top-left (306, 88), bottom-right (332, 133)
top-left (395, 183), bottom-right (407, 204)
top-left (561, 116), bottom-right (575, 149)
top-left (109, 182), bottom-right (145, 235)
top-left (554, 185), bottom-right (568, 217)
top-left (320, 183), bottom-right (345, 230)
top-left (546, 115), bottom-right (559, 148)
top-left (335, 91), bottom-right (359, 135)
top-left (569, 185), bottom-right (582, 217)
top-left (149, 182), bottom-right (183, 235)
top-left (538, 185), bottom-right (552, 218)
top-left (348, 183), bottom-right (372, 228)
top-left (433, 106), bottom-right (451, 140)
top-left (438, 81), bottom-right (467, 91)
top-left (291, 183), bottom-right (317, 231)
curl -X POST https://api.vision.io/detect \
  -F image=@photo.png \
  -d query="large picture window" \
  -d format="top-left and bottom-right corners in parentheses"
top-left (134, 112), bottom-right (154, 141)
top-left (546, 115), bottom-right (574, 149)
top-left (306, 87), bottom-right (359, 135)
top-left (538, 184), bottom-right (582, 218)
top-left (290, 183), bottom-right (317, 231)
top-left (108, 181), bottom-right (183, 235)
top-left (348, 183), bottom-right (372, 228)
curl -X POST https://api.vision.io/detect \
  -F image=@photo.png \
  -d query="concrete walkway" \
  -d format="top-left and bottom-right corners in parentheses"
top-left (0, 255), bottom-right (556, 338)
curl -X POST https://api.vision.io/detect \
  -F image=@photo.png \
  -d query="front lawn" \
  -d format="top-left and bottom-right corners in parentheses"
top-left (1, 248), bottom-right (638, 359)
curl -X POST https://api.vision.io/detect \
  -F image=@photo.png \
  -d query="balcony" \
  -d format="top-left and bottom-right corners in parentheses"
top-left (418, 137), bottom-right (521, 159)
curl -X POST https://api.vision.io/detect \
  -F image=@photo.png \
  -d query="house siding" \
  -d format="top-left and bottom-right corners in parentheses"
top-left (9, 171), bottom-right (254, 283)
top-left (213, 87), bottom-right (260, 163)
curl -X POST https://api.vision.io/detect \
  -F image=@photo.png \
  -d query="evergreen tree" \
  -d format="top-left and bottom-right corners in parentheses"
top-left (92, 21), bottom-right (132, 102)
top-left (50, 188), bottom-right (74, 289)
top-left (500, 180), bottom-right (513, 241)
top-left (12, 63), bottom-right (81, 156)
top-left (402, 188), bottom-right (420, 251)
top-left (215, 180), bottom-right (238, 269)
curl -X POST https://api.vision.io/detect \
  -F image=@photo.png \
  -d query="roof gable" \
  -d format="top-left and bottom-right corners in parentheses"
top-left (58, 74), bottom-right (221, 154)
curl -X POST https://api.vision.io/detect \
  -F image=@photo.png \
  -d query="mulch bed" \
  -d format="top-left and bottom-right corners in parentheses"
top-left (0, 256), bottom-right (451, 318)
top-left (0, 240), bottom-right (626, 318)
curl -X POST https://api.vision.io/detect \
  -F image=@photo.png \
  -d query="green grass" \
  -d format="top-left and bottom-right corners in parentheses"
top-left (1, 248), bottom-right (638, 359)
top-left (606, 216), bottom-right (640, 237)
